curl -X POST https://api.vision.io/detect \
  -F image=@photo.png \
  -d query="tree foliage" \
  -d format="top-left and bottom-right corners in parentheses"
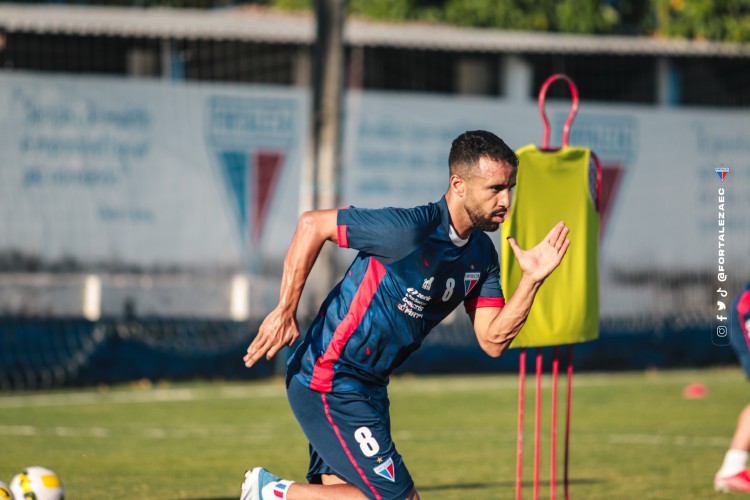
top-left (652, 0), bottom-right (750, 42)
top-left (70, 0), bottom-right (749, 42)
top-left (270, 0), bottom-right (750, 42)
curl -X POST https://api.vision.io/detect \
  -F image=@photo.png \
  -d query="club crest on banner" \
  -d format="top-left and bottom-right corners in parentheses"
top-left (555, 113), bottom-right (637, 241)
top-left (205, 96), bottom-right (299, 248)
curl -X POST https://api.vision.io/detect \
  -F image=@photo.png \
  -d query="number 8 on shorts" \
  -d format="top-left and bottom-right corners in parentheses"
top-left (354, 427), bottom-right (380, 457)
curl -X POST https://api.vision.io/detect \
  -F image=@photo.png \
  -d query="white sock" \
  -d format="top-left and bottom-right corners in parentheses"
top-left (718, 449), bottom-right (749, 477)
top-left (261, 479), bottom-right (294, 500)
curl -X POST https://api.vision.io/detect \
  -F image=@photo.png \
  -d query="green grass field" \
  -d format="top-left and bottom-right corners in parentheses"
top-left (1, 368), bottom-right (746, 499)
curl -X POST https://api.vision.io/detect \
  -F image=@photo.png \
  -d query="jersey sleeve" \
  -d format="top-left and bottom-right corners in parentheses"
top-left (336, 205), bottom-right (437, 263)
top-left (464, 244), bottom-right (505, 312)
top-left (737, 287), bottom-right (750, 336)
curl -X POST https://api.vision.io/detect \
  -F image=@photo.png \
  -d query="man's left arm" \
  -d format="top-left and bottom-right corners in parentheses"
top-left (469, 221), bottom-right (570, 357)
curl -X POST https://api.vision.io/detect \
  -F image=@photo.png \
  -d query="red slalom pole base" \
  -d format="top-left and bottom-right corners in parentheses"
top-left (515, 344), bottom-right (574, 499)
top-left (565, 344), bottom-right (575, 500)
top-left (533, 348), bottom-right (543, 500)
top-left (551, 346), bottom-right (560, 500)
top-left (516, 348), bottom-right (526, 500)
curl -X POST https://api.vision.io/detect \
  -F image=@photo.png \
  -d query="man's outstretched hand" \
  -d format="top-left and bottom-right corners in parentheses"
top-left (243, 308), bottom-right (300, 368)
top-left (507, 221), bottom-right (571, 284)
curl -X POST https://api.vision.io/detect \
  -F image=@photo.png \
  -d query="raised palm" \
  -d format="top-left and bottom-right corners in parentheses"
top-left (507, 221), bottom-right (571, 283)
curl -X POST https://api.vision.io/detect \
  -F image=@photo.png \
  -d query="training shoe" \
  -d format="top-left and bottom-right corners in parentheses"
top-left (715, 469), bottom-right (750, 493)
top-left (240, 467), bottom-right (282, 500)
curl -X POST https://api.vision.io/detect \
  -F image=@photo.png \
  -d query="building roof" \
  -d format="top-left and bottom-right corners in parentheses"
top-left (0, 4), bottom-right (314, 43)
top-left (1, 3), bottom-right (749, 58)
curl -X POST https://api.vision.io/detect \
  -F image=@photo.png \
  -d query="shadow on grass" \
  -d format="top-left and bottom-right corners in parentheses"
top-left (183, 478), bottom-right (603, 499)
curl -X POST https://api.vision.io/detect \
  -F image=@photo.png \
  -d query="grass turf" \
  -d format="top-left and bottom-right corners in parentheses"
top-left (0, 368), bottom-right (745, 499)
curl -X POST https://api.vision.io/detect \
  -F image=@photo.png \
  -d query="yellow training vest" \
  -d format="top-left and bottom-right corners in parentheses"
top-left (501, 145), bottom-right (599, 348)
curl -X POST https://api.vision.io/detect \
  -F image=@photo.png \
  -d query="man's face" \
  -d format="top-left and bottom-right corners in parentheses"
top-left (463, 157), bottom-right (516, 232)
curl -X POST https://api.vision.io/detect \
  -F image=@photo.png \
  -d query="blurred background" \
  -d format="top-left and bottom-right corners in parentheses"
top-left (0, 0), bottom-right (748, 390)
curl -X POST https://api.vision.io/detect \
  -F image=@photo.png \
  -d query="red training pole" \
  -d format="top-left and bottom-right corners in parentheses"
top-left (565, 345), bottom-right (575, 500)
top-left (533, 348), bottom-right (543, 500)
top-left (551, 346), bottom-right (560, 500)
top-left (516, 348), bottom-right (526, 500)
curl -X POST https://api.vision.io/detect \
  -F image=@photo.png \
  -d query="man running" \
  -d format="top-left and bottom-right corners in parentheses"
top-left (242, 130), bottom-right (571, 500)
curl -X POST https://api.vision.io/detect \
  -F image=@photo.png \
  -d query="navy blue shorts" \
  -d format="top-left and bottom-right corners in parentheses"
top-left (287, 377), bottom-right (414, 500)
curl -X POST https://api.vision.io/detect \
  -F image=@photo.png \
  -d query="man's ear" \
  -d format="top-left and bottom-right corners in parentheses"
top-left (449, 174), bottom-right (466, 198)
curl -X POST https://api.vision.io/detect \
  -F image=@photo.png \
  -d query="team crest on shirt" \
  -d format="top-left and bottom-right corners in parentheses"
top-left (464, 272), bottom-right (481, 295)
top-left (373, 457), bottom-right (396, 482)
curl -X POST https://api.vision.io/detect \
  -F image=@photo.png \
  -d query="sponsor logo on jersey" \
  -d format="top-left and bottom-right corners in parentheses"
top-left (464, 272), bottom-right (481, 295)
top-left (374, 457), bottom-right (396, 482)
top-left (422, 277), bottom-right (434, 290)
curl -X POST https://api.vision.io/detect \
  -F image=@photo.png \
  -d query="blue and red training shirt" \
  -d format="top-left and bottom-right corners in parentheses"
top-left (287, 196), bottom-right (505, 395)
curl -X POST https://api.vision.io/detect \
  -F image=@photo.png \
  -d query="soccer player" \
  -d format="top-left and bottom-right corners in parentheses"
top-left (715, 281), bottom-right (750, 493)
top-left (241, 130), bottom-right (571, 500)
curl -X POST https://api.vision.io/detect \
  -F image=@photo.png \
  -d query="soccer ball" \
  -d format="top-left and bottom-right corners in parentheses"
top-left (10, 466), bottom-right (64, 500)
top-left (0, 481), bottom-right (11, 500)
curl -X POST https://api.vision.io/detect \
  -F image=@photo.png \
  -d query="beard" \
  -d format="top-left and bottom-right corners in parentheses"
top-left (466, 203), bottom-right (505, 233)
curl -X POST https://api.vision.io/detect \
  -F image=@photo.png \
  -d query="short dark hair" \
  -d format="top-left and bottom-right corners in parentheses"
top-left (448, 130), bottom-right (518, 177)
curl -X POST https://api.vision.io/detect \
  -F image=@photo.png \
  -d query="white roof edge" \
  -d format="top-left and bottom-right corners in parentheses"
top-left (1, 4), bottom-right (748, 58)
top-left (0, 4), bottom-right (315, 42)
top-left (347, 17), bottom-right (750, 57)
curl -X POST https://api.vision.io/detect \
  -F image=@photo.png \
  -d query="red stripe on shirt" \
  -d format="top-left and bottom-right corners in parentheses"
top-left (337, 206), bottom-right (350, 248)
top-left (322, 393), bottom-right (382, 500)
top-left (738, 290), bottom-right (750, 354)
top-left (310, 257), bottom-right (387, 392)
top-left (337, 224), bottom-right (349, 248)
top-left (464, 296), bottom-right (505, 312)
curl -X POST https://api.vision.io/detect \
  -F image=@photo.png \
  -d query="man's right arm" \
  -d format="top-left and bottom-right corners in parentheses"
top-left (468, 222), bottom-right (570, 358)
top-left (243, 209), bottom-right (338, 368)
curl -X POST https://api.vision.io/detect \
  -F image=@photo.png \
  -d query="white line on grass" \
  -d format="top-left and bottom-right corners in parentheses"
top-left (0, 370), bottom-right (740, 409)
top-left (0, 389), bottom-right (195, 408)
top-left (606, 433), bottom-right (727, 447)
top-left (0, 423), bottom-right (725, 448)
top-left (0, 385), bottom-right (284, 409)
top-left (388, 372), bottom-right (740, 394)
top-left (0, 424), bottom-right (272, 442)
top-left (391, 429), bottom-right (728, 448)
top-left (0, 425), bottom-right (36, 436)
